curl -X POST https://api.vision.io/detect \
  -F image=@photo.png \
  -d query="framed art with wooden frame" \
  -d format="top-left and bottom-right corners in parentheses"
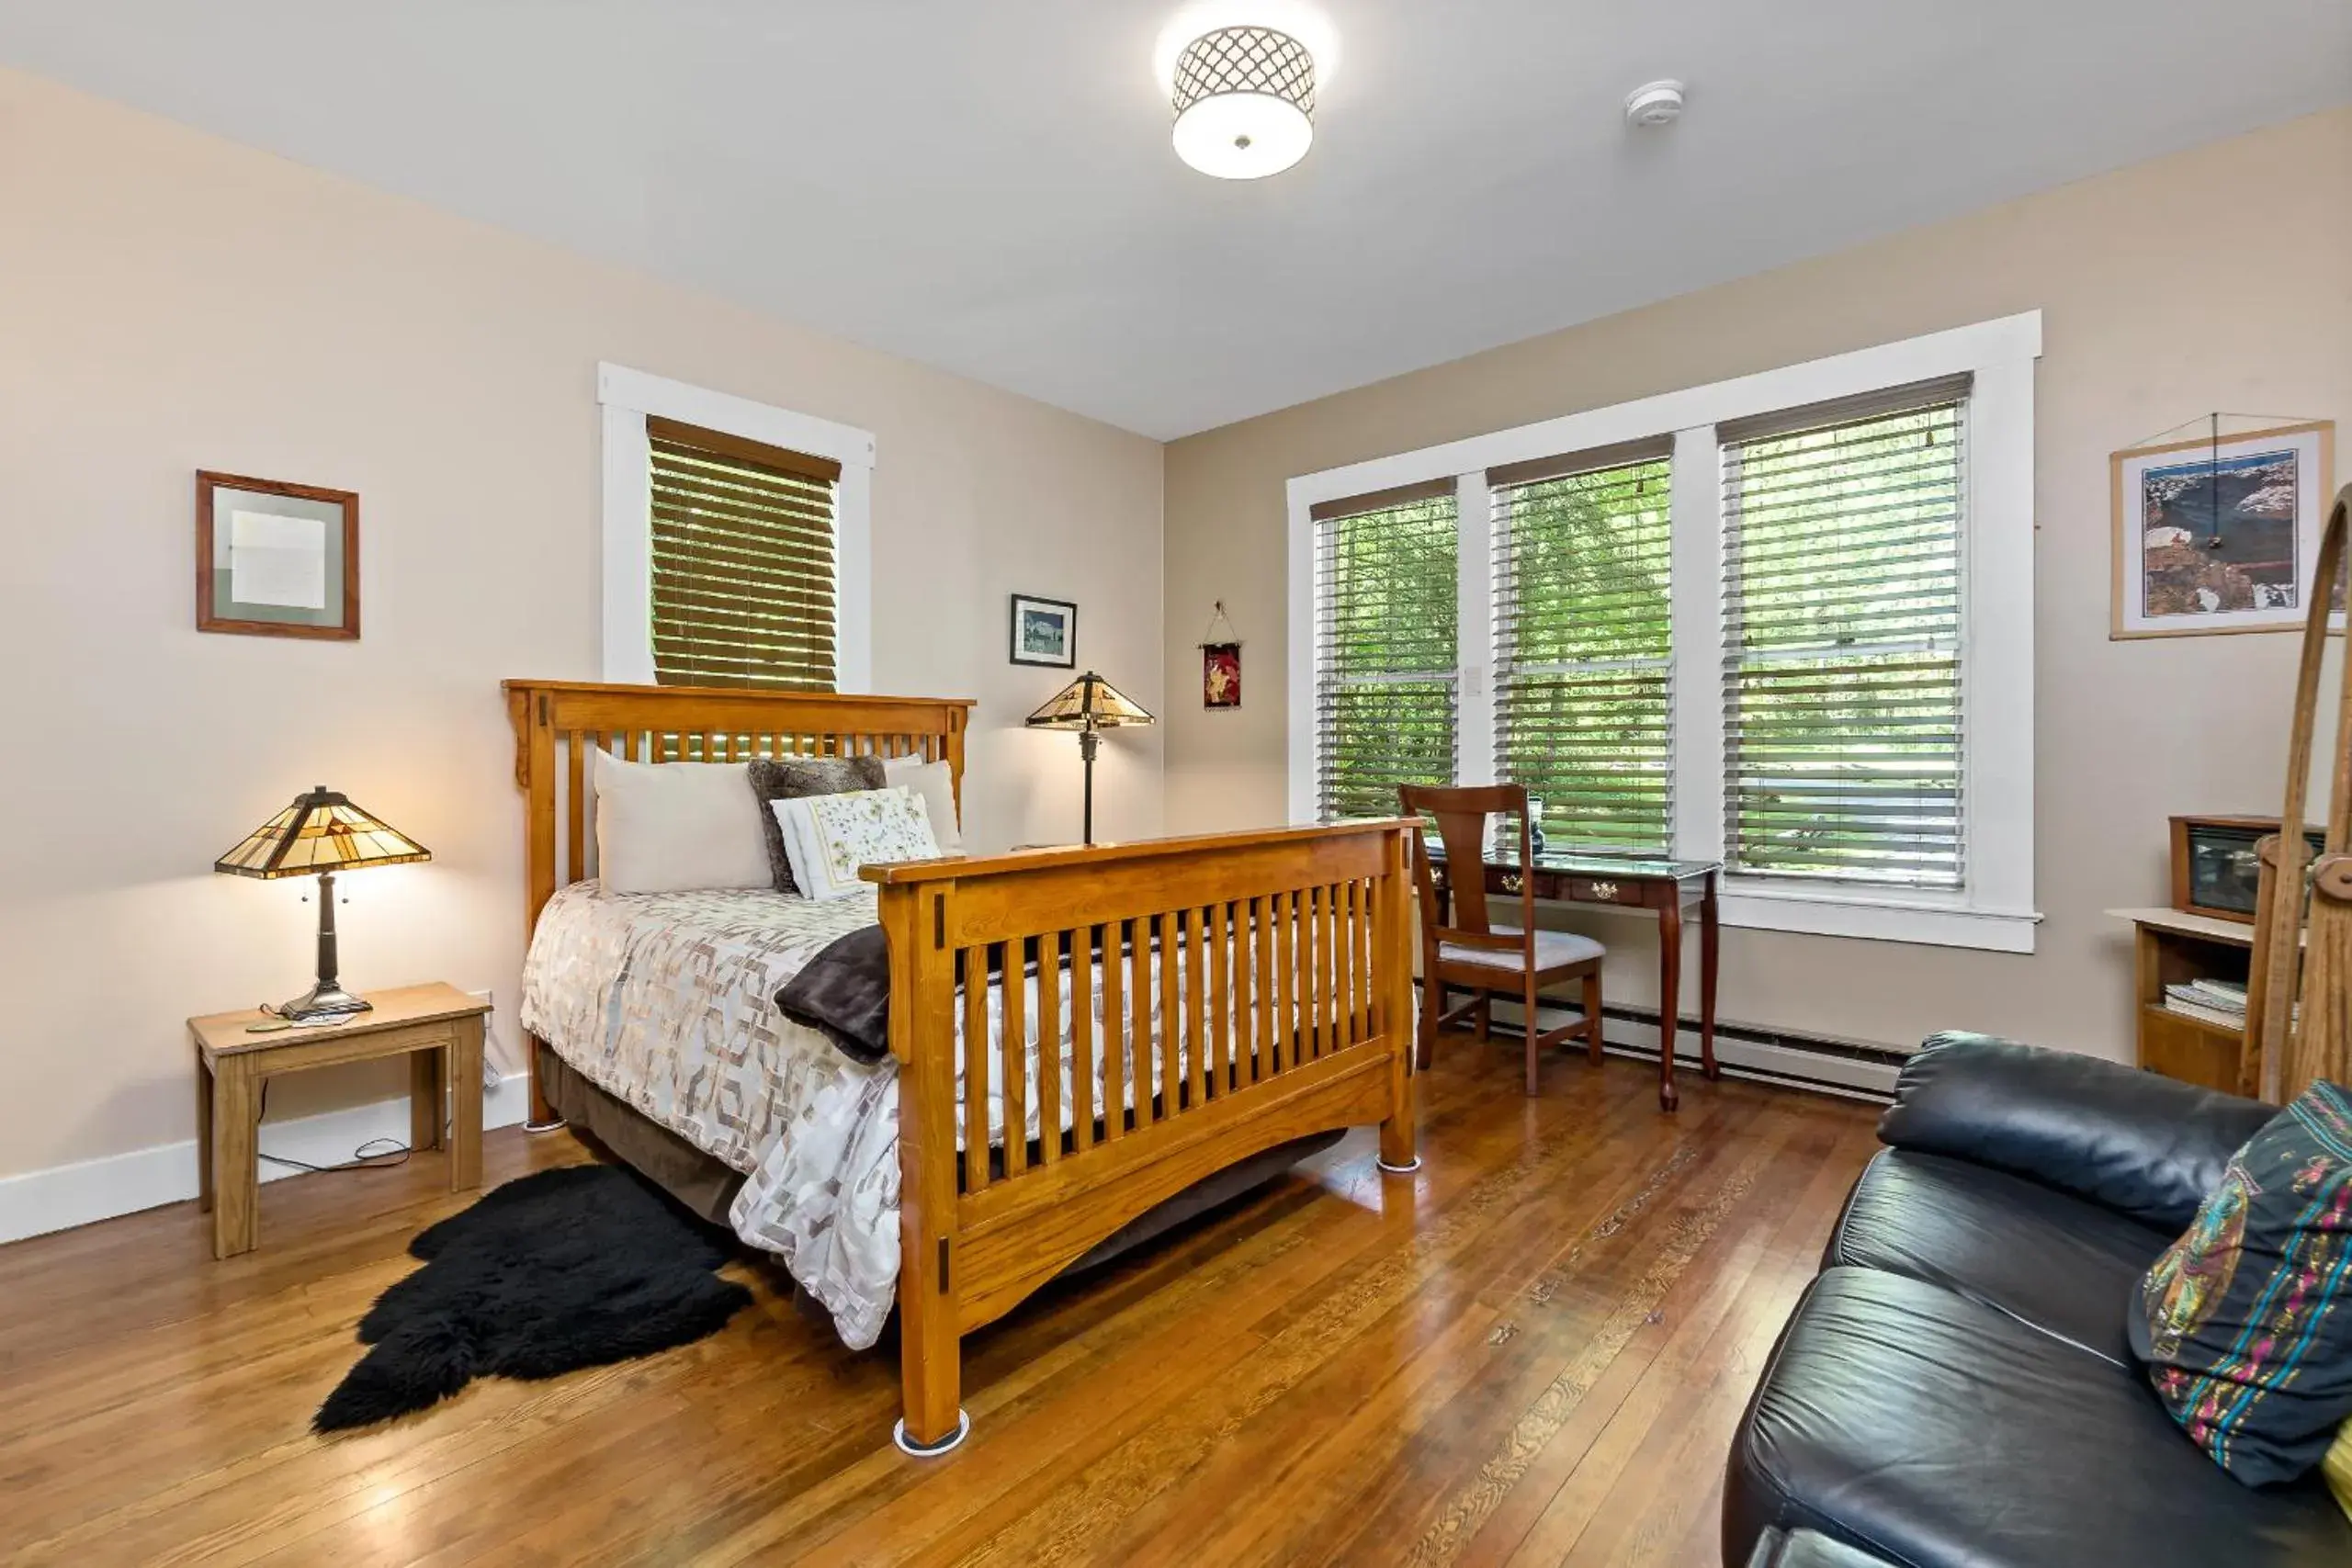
top-left (197, 471), bottom-right (361, 640)
top-left (2110, 421), bottom-right (2336, 639)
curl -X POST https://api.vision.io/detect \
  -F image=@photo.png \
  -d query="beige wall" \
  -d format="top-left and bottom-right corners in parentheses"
top-left (1164, 107), bottom-right (2352, 1063)
top-left (0, 68), bottom-right (1163, 1180)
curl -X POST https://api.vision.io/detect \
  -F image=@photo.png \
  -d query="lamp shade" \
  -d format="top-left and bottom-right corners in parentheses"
top-left (214, 785), bottom-right (430, 879)
top-left (1170, 26), bottom-right (1317, 180)
top-left (1025, 672), bottom-right (1156, 732)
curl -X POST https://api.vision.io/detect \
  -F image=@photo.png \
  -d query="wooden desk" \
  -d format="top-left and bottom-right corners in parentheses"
top-left (189, 982), bottom-right (489, 1258)
top-left (1434, 852), bottom-right (1721, 1109)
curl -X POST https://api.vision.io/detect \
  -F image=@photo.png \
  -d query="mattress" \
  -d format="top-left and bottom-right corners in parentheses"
top-left (518, 879), bottom-right (1209, 1350)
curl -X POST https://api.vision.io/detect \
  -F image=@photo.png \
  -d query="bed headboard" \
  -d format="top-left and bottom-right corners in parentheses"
top-left (503, 679), bottom-right (975, 932)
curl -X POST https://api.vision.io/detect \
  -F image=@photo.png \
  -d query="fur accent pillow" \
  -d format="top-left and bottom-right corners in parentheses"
top-left (747, 755), bottom-right (886, 894)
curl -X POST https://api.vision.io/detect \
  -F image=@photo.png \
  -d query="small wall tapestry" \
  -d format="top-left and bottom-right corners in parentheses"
top-left (2111, 417), bottom-right (2336, 638)
top-left (1200, 601), bottom-right (1241, 709)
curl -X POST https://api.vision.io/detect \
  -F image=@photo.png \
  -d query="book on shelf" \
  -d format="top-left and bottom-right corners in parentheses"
top-left (2165, 981), bottom-right (2245, 1019)
top-left (2161, 998), bottom-right (2248, 1032)
top-left (2187, 978), bottom-right (2248, 1007)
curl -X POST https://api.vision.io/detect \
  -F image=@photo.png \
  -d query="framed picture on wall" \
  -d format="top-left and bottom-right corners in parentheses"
top-left (1009, 593), bottom-right (1077, 668)
top-left (2110, 422), bottom-right (2336, 638)
top-left (197, 471), bottom-right (361, 640)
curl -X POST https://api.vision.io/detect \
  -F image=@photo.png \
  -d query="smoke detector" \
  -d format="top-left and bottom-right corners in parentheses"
top-left (1623, 80), bottom-right (1685, 129)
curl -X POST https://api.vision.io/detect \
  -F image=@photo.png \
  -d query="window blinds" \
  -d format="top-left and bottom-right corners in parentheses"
top-left (1720, 376), bottom-right (1969, 887)
top-left (1313, 480), bottom-right (1460, 821)
top-left (1490, 441), bottom-right (1674, 852)
top-left (647, 415), bottom-right (842, 692)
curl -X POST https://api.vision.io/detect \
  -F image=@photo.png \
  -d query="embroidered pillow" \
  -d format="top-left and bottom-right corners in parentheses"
top-left (771, 786), bottom-right (941, 901)
top-left (2131, 1080), bottom-right (2352, 1485)
top-left (746, 755), bottom-right (886, 894)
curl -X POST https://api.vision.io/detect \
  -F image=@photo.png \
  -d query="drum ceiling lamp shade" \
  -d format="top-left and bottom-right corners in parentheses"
top-left (215, 785), bottom-right (430, 1021)
top-left (1026, 673), bottom-right (1155, 846)
top-left (1170, 25), bottom-right (1317, 179)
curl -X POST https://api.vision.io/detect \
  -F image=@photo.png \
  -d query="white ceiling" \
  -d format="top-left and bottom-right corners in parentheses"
top-left (3, 2), bottom-right (2346, 438)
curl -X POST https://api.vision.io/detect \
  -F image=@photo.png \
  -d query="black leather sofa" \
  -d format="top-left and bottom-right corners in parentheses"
top-left (1724, 1032), bottom-right (2352, 1568)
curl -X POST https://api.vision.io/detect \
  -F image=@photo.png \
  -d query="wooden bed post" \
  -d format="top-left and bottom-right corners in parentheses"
top-left (888, 878), bottom-right (969, 1455)
top-left (512, 686), bottom-right (562, 1129)
top-left (1374, 824), bottom-right (1421, 1175)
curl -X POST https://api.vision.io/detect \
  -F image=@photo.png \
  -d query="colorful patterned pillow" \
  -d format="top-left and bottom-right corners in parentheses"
top-left (770, 786), bottom-right (941, 901)
top-left (2131, 1080), bottom-right (2352, 1485)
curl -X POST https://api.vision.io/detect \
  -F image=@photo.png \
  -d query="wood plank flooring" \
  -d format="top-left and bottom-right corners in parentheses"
top-left (0, 1048), bottom-right (1880, 1567)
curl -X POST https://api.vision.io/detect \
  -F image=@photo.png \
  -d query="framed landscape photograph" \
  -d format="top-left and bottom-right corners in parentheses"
top-left (1009, 592), bottom-right (1077, 668)
top-left (2111, 422), bottom-right (2335, 638)
top-left (197, 470), bottom-right (361, 640)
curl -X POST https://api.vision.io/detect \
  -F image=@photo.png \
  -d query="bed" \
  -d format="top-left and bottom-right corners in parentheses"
top-left (505, 680), bottom-right (1419, 1454)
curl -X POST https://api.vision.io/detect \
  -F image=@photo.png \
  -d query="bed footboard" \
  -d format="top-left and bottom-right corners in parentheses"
top-left (867, 820), bottom-right (1419, 1455)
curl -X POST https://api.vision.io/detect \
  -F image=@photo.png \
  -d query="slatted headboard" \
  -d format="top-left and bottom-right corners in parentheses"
top-left (503, 679), bottom-right (974, 930)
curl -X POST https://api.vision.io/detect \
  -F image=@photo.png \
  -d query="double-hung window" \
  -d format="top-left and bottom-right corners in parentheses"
top-left (1289, 314), bottom-right (2039, 952)
top-left (598, 363), bottom-right (874, 693)
top-left (1490, 442), bottom-right (1675, 853)
top-left (1310, 481), bottom-right (1461, 821)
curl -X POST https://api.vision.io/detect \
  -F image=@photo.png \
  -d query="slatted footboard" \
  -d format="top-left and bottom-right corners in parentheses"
top-left (868, 821), bottom-right (1419, 1454)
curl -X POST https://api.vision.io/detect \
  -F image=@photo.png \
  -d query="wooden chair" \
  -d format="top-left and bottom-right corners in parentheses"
top-left (1400, 784), bottom-right (1605, 1095)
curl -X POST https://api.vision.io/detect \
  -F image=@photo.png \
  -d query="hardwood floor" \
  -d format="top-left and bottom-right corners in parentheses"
top-left (0, 1049), bottom-right (1880, 1567)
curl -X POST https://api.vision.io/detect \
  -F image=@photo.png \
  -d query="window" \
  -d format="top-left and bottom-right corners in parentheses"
top-left (1721, 381), bottom-right (1966, 887)
top-left (1491, 442), bottom-right (1674, 852)
top-left (647, 419), bottom-right (842, 690)
top-left (1287, 314), bottom-right (2040, 952)
top-left (599, 364), bottom-right (874, 692)
top-left (1312, 481), bottom-right (1459, 822)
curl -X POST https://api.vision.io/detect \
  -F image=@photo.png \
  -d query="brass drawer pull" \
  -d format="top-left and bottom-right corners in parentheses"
top-left (1589, 880), bottom-right (1620, 901)
top-left (1498, 872), bottom-right (1523, 894)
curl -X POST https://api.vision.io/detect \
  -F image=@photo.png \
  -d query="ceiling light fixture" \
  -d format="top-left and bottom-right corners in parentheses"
top-left (1170, 25), bottom-right (1317, 179)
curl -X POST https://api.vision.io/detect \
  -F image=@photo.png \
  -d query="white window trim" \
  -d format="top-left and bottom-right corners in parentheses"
top-left (1285, 312), bottom-right (2041, 953)
top-left (597, 362), bottom-right (875, 692)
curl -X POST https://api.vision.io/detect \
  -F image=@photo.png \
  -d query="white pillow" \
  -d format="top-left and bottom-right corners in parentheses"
top-left (771, 786), bottom-right (942, 900)
top-left (591, 753), bottom-right (770, 895)
top-left (883, 757), bottom-right (963, 855)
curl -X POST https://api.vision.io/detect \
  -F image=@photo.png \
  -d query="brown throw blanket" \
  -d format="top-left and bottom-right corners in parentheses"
top-left (776, 924), bottom-right (894, 1065)
top-left (775, 922), bottom-right (1184, 1066)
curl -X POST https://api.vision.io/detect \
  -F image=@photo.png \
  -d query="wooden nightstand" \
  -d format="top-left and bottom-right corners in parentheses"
top-left (190, 982), bottom-right (491, 1258)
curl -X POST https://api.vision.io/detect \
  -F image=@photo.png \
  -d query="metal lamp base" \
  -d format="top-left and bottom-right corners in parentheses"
top-left (277, 979), bottom-right (373, 1022)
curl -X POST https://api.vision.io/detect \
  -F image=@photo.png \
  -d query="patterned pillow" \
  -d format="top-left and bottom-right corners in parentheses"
top-left (746, 756), bottom-right (885, 894)
top-left (2131, 1080), bottom-right (2352, 1485)
top-left (771, 786), bottom-right (941, 901)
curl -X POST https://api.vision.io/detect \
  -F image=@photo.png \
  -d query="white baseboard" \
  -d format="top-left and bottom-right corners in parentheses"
top-left (0, 1074), bottom-right (530, 1247)
top-left (1487, 999), bottom-right (1903, 1101)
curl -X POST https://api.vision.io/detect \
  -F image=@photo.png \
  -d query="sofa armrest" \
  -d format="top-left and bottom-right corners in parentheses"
top-left (1877, 1032), bottom-right (2274, 1231)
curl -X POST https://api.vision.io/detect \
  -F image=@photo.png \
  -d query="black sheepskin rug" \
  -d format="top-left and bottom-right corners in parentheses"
top-left (315, 1164), bottom-right (752, 1433)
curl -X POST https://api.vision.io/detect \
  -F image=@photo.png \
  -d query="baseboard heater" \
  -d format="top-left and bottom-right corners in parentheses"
top-left (1482, 997), bottom-right (1905, 1103)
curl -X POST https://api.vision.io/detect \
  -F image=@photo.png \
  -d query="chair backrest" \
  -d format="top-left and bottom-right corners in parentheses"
top-left (1397, 783), bottom-right (1536, 961)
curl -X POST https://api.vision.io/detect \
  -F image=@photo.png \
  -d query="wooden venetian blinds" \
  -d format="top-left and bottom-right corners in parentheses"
top-left (1312, 479), bottom-right (1460, 822)
top-left (647, 415), bottom-right (842, 692)
top-left (1719, 375), bottom-right (1971, 887)
top-left (1489, 439), bottom-right (1675, 852)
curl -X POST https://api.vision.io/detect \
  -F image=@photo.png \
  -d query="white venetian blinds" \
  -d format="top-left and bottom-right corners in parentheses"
top-left (1719, 376), bottom-right (1970, 887)
top-left (1490, 441), bottom-right (1675, 852)
top-left (1312, 480), bottom-right (1460, 822)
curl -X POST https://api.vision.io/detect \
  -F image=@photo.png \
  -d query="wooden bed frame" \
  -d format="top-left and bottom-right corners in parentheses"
top-left (505, 679), bottom-right (1419, 1455)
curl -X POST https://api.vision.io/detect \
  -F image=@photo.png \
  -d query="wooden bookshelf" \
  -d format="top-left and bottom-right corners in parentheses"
top-left (2109, 908), bottom-right (2298, 1100)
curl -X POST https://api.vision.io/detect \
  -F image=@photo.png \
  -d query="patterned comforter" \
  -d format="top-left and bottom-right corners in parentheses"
top-left (518, 880), bottom-right (1193, 1350)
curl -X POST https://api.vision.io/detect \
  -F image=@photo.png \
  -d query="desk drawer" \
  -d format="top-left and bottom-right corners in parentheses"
top-left (1566, 876), bottom-right (1648, 907)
